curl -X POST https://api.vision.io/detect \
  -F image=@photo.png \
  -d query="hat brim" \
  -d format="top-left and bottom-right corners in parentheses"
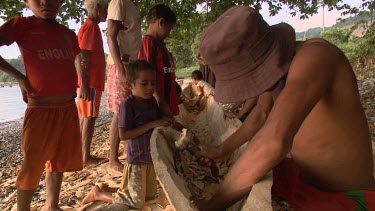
top-left (213, 23), bottom-right (295, 103)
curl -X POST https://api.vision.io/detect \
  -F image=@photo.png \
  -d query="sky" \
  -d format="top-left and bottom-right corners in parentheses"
top-left (0, 0), bottom-right (361, 59)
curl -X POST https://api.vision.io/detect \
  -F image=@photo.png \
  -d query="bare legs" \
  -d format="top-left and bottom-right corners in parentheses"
top-left (44, 172), bottom-right (63, 211)
top-left (108, 113), bottom-right (124, 172)
top-left (17, 172), bottom-right (63, 211)
top-left (80, 117), bottom-right (104, 166)
top-left (17, 188), bottom-right (35, 211)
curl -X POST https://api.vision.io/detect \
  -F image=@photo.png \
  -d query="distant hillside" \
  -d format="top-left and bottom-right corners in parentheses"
top-left (296, 12), bottom-right (375, 40)
top-left (0, 57), bottom-right (25, 82)
top-left (0, 54), bottom-right (109, 82)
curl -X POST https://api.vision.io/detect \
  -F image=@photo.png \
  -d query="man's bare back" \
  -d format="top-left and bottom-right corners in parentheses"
top-left (289, 38), bottom-right (374, 191)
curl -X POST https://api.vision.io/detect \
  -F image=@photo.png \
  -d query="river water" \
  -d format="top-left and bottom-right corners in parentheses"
top-left (0, 85), bottom-right (26, 123)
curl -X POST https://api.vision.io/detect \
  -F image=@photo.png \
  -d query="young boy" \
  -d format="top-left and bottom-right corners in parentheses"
top-left (82, 60), bottom-right (172, 209)
top-left (138, 4), bottom-right (179, 117)
top-left (0, 0), bottom-right (82, 210)
top-left (190, 70), bottom-right (215, 107)
top-left (76, 0), bottom-right (108, 166)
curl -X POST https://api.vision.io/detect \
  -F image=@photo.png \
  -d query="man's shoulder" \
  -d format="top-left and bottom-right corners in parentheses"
top-left (298, 39), bottom-right (338, 57)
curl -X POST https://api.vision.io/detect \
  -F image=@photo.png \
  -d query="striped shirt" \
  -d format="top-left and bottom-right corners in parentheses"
top-left (138, 35), bottom-right (179, 116)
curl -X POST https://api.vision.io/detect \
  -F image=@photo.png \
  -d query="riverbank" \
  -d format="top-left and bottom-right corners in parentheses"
top-left (0, 78), bottom-right (374, 210)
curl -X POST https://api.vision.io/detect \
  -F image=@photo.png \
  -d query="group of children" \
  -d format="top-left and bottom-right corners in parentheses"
top-left (0, 0), bottom-right (209, 210)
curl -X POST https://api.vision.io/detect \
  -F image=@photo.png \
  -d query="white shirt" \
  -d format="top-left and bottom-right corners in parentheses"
top-left (107, 0), bottom-right (142, 64)
top-left (197, 80), bottom-right (215, 96)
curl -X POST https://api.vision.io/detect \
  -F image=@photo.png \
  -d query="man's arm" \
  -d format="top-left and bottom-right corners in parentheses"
top-left (198, 43), bottom-right (336, 210)
top-left (107, 19), bottom-right (126, 82)
top-left (237, 97), bottom-right (258, 119)
top-left (75, 50), bottom-right (91, 101)
top-left (197, 92), bottom-right (273, 163)
top-left (0, 37), bottom-right (33, 102)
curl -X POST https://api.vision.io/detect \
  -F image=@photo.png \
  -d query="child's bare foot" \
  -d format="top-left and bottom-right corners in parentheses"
top-left (97, 183), bottom-right (109, 191)
top-left (82, 185), bottom-right (101, 205)
top-left (97, 183), bottom-right (118, 193)
top-left (108, 161), bottom-right (124, 176)
top-left (83, 156), bottom-right (107, 167)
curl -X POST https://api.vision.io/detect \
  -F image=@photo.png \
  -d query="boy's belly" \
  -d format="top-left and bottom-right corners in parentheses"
top-left (28, 96), bottom-right (75, 104)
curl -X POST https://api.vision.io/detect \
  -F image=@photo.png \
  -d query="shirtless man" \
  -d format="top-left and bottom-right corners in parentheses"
top-left (195, 6), bottom-right (375, 210)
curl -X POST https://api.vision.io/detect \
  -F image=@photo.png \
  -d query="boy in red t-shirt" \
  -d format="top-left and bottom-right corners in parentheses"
top-left (76, 0), bottom-right (108, 166)
top-left (0, 0), bottom-right (82, 210)
top-left (138, 4), bottom-right (179, 117)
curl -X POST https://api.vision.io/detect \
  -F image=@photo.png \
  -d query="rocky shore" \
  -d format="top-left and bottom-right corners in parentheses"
top-left (0, 78), bottom-right (374, 210)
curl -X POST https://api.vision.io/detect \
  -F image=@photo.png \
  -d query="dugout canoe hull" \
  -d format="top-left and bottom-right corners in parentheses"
top-left (150, 84), bottom-right (273, 211)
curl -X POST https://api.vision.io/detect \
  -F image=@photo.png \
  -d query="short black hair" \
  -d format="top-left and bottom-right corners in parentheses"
top-left (146, 4), bottom-right (176, 25)
top-left (191, 70), bottom-right (203, 80)
top-left (126, 60), bottom-right (154, 82)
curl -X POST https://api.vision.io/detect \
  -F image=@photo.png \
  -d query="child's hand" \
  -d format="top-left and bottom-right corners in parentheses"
top-left (153, 117), bottom-right (172, 128)
top-left (79, 85), bottom-right (91, 101)
top-left (18, 76), bottom-right (34, 103)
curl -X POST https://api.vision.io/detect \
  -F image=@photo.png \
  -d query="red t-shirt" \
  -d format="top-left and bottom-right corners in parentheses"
top-left (77, 18), bottom-right (106, 91)
top-left (0, 16), bottom-right (80, 98)
top-left (138, 35), bottom-right (179, 116)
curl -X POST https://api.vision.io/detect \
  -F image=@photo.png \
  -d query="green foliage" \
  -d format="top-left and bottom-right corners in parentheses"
top-left (176, 65), bottom-right (200, 78)
top-left (321, 23), bottom-right (375, 78)
top-left (320, 27), bottom-right (351, 44)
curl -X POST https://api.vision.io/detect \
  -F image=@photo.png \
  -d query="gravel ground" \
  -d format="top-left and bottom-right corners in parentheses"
top-left (0, 78), bottom-right (374, 210)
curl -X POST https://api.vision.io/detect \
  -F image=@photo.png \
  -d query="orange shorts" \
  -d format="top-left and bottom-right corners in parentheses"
top-left (16, 101), bottom-right (83, 190)
top-left (77, 88), bottom-right (102, 118)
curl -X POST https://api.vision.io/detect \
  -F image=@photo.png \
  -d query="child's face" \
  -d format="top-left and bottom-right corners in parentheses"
top-left (24, 0), bottom-right (63, 20)
top-left (130, 70), bottom-right (156, 100)
top-left (191, 78), bottom-right (198, 85)
top-left (158, 21), bottom-right (175, 40)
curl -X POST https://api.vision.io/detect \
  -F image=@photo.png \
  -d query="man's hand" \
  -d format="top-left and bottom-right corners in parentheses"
top-left (194, 144), bottom-right (226, 166)
top-left (79, 84), bottom-right (91, 101)
top-left (18, 76), bottom-right (34, 103)
top-left (118, 64), bottom-right (127, 83)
